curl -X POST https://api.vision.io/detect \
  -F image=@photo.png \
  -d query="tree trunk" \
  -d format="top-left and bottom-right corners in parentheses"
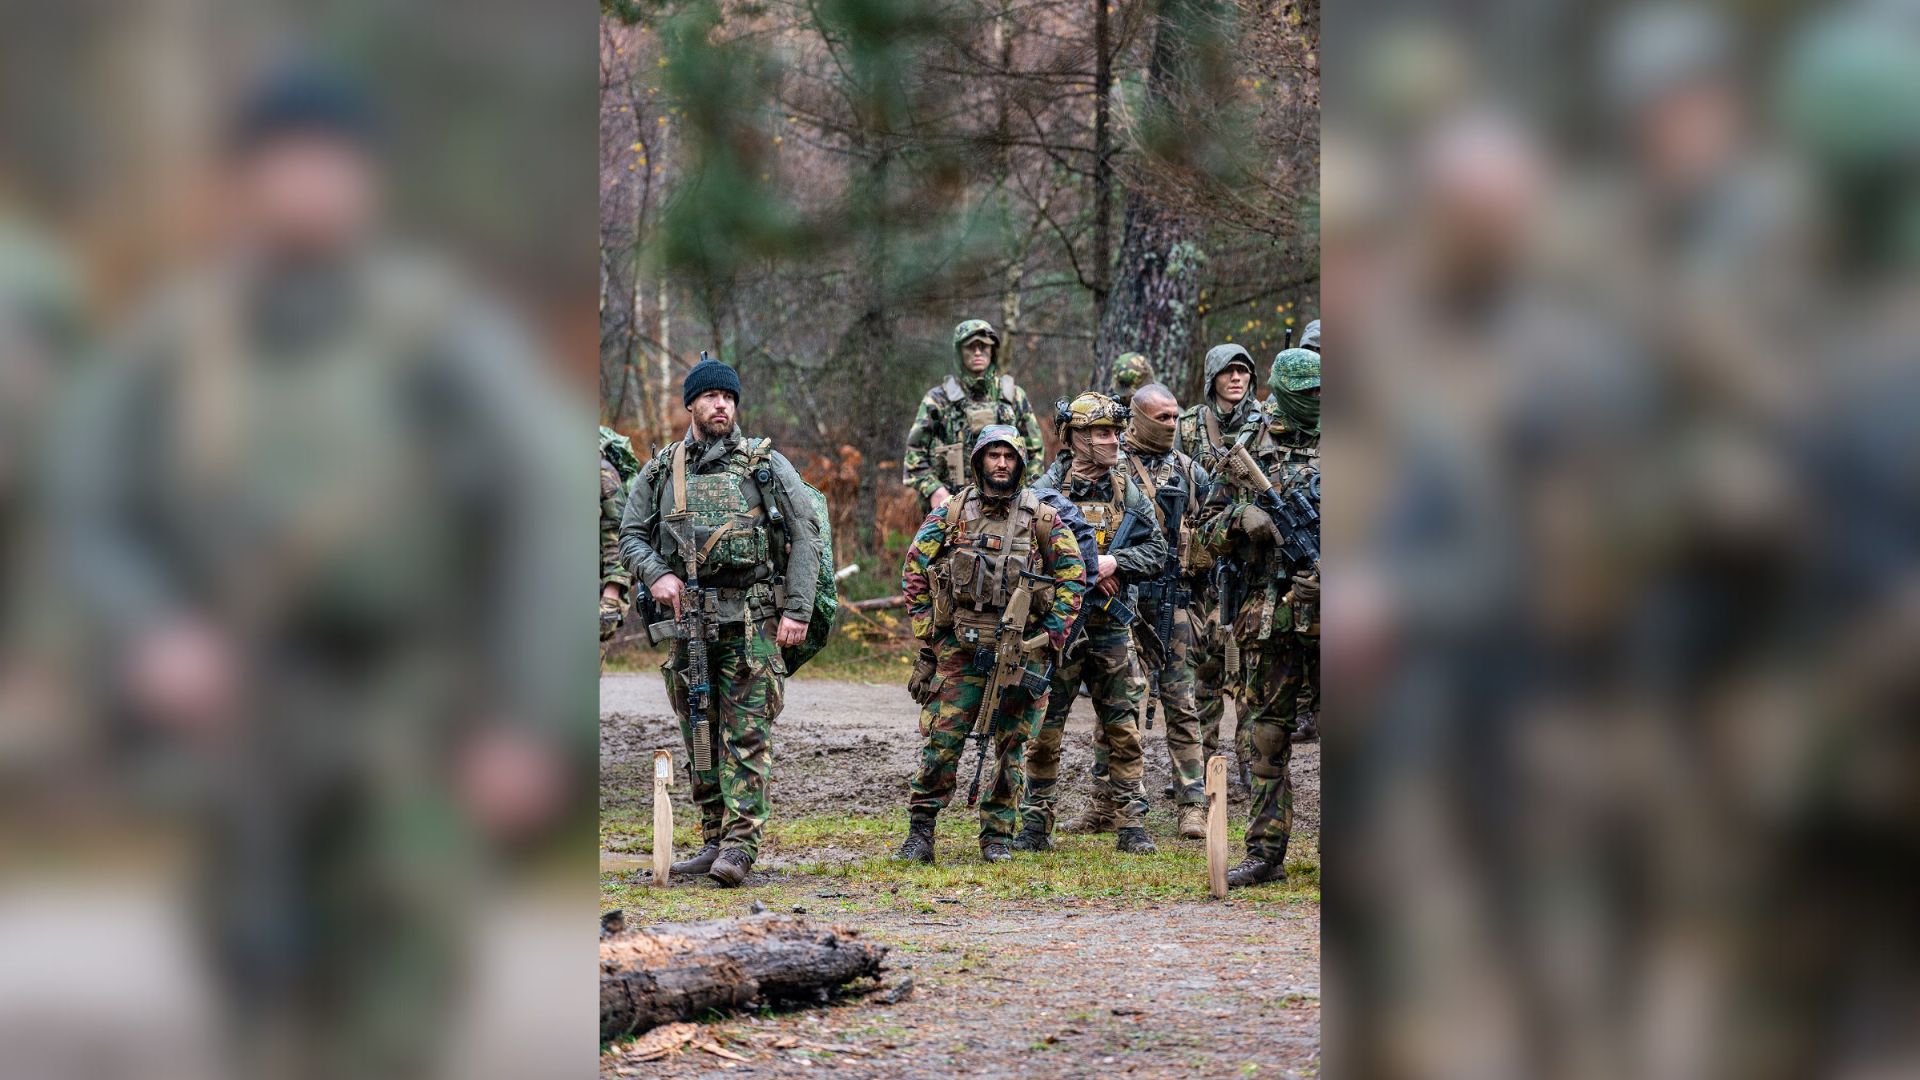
top-left (600, 914), bottom-right (890, 1040)
top-left (1091, 0), bottom-right (1112, 330)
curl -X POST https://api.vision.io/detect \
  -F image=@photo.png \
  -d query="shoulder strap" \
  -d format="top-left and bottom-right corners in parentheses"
top-left (1128, 456), bottom-right (1166, 528)
top-left (1202, 407), bottom-right (1224, 450)
top-left (669, 441), bottom-right (690, 516)
top-left (942, 375), bottom-right (965, 404)
top-left (999, 374), bottom-right (1016, 403)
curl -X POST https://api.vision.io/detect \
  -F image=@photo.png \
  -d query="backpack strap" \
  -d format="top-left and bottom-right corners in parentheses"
top-left (941, 375), bottom-right (966, 405)
top-left (1128, 456), bottom-right (1166, 529)
top-left (668, 440), bottom-right (690, 516)
top-left (999, 373), bottom-right (1016, 403)
top-left (1201, 407), bottom-right (1224, 451)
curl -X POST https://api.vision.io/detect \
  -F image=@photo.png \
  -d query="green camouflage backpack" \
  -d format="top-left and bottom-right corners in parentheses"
top-left (785, 480), bottom-right (838, 674)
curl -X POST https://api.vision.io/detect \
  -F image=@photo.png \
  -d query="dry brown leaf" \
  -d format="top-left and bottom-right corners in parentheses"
top-left (622, 1022), bottom-right (700, 1061)
top-left (698, 1040), bottom-right (751, 1062)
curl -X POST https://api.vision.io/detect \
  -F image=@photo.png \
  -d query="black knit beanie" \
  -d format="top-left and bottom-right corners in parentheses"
top-left (682, 358), bottom-right (743, 407)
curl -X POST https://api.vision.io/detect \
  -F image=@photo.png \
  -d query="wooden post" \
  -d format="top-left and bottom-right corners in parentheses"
top-left (652, 749), bottom-right (674, 887)
top-left (1205, 755), bottom-right (1228, 898)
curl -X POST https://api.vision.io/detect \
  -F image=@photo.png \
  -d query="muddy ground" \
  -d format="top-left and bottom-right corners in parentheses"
top-left (601, 673), bottom-right (1320, 1077)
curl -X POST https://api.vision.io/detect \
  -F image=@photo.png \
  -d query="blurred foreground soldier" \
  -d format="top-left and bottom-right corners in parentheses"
top-left (619, 357), bottom-right (822, 887)
top-left (895, 425), bottom-right (1085, 864)
top-left (1198, 353), bottom-right (1321, 888)
top-left (600, 426), bottom-right (641, 642)
top-left (901, 319), bottom-right (1045, 512)
top-left (1107, 351), bottom-right (1155, 406)
top-left (1019, 393), bottom-right (1168, 854)
top-left (1121, 384), bottom-right (1212, 837)
top-left (1176, 344), bottom-right (1278, 789)
top-left (62, 63), bottom-right (583, 1079)
top-left (1269, 348), bottom-right (1322, 741)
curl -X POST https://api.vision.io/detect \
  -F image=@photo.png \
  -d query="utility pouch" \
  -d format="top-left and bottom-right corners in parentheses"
top-left (931, 565), bottom-right (955, 629)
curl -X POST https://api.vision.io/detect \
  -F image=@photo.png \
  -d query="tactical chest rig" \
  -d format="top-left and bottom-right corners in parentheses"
top-left (930, 485), bottom-right (1058, 645)
top-left (652, 438), bottom-right (785, 634)
top-left (932, 374), bottom-right (1020, 489)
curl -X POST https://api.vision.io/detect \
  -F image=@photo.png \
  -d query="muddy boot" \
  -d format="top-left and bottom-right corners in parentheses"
top-left (1009, 818), bottom-right (1052, 852)
top-left (1291, 712), bottom-right (1319, 743)
top-left (980, 841), bottom-right (1011, 864)
top-left (670, 841), bottom-right (721, 877)
top-left (1163, 783), bottom-right (1177, 800)
top-left (1114, 827), bottom-right (1157, 854)
top-left (892, 815), bottom-right (936, 864)
top-left (707, 847), bottom-right (754, 888)
top-left (1225, 853), bottom-right (1285, 888)
top-left (1176, 805), bottom-right (1208, 840)
top-left (1061, 794), bottom-right (1116, 835)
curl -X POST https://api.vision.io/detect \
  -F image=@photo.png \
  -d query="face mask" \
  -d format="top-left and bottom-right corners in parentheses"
top-left (1129, 409), bottom-right (1176, 454)
top-left (1272, 385), bottom-right (1320, 436)
top-left (1070, 428), bottom-right (1119, 476)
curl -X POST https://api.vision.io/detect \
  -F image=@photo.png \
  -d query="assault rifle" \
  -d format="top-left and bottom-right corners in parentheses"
top-left (1059, 498), bottom-right (1157, 659)
top-left (963, 569), bottom-right (1057, 807)
top-left (678, 544), bottom-right (720, 780)
top-left (1133, 571), bottom-right (1189, 732)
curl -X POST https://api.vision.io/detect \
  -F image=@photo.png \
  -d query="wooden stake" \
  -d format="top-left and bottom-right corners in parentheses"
top-left (1205, 755), bottom-right (1228, 898)
top-left (652, 749), bottom-right (674, 887)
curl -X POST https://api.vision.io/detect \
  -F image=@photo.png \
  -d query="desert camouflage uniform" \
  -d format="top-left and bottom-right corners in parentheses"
top-left (619, 428), bottom-right (822, 861)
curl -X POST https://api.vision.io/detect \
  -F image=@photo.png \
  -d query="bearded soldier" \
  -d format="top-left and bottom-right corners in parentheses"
top-left (901, 319), bottom-right (1046, 512)
top-left (600, 426), bottom-right (641, 642)
top-left (1176, 344), bottom-right (1281, 788)
top-left (618, 357), bottom-right (823, 888)
top-left (1107, 351), bottom-right (1155, 407)
top-left (1268, 346), bottom-right (1322, 741)
top-left (1120, 383), bottom-right (1214, 839)
top-left (1017, 392), bottom-right (1169, 855)
top-left (1198, 350), bottom-right (1320, 888)
top-left (894, 425), bottom-right (1086, 864)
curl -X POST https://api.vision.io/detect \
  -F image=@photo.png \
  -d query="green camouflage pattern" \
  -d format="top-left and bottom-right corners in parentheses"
top-left (906, 645), bottom-right (1051, 843)
top-left (951, 318), bottom-right (1001, 351)
top-left (901, 377), bottom-right (1046, 500)
top-left (899, 495), bottom-right (1087, 648)
top-left (664, 625), bottom-right (786, 859)
top-left (1238, 636), bottom-right (1301, 861)
top-left (1022, 621), bottom-right (1149, 833)
top-left (1108, 352), bottom-right (1154, 401)
top-left (1153, 608), bottom-right (1209, 805)
top-left (1270, 348), bottom-right (1321, 393)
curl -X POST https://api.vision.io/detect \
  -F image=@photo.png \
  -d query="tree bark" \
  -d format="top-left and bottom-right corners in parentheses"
top-left (600, 914), bottom-right (890, 1040)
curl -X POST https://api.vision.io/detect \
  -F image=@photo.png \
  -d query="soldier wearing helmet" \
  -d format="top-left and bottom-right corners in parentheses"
top-left (894, 424), bottom-right (1087, 866)
top-left (1107, 352), bottom-right (1156, 407)
top-left (1016, 392), bottom-right (1169, 856)
top-left (901, 319), bottom-right (1047, 513)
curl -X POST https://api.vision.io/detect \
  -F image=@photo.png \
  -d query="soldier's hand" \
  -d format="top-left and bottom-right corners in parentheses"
top-left (1237, 506), bottom-right (1282, 547)
top-left (649, 573), bottom-right (685, 618)
top-left (930, 486), bottom-right (952, 511)
top-left (599, 597), bottom-right (624, 641)
top-left (1098, 574), bottom-right (1121, 597)
top-left (1096, 554), bottom-right (1118, 582)
top-left (1289, 572), bottom-right (1319, 604)
top-left (775, 616), bottom-right (808, 648)
top-left (908, 647), bottom-right (938, 704)
top-left (127, 617), bottom-right (240, 737)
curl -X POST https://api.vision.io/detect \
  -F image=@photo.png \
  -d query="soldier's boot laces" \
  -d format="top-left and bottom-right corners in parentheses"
top-left (893, 820), bottom-right (936, 864)
top-left (1177, 805), bottom-right (1208, 840)
top-left (980, 841), bottom-right (1012, 864)
top-left (670, 841), bottom-right (721, 877)
top-left (1062, 798), bottom-right (1117, 835)
top-left (1114, 827), bottom-right (1157, 855)
top-left (1009, 820), bottom-right (1053, 852)
top-left (707, 847), bottom-right (754, 888)
top-left (1225, 854), bottom-right (1286, 888)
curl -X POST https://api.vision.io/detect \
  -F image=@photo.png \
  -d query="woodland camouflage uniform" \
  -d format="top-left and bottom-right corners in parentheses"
top-left (618, 372), bottom-right (822, 876)
top-left (1021, 394), bottom-right (1169, 852)
top-left (1175, 344), bottom-right (1282, 780)
top-left (600, 426), bottom-right (639, 641)
top-left (896, 424), bottom-right (1085, 860)
top-left (1268, 347), bottom-right (1322, 738)
top-left (1107, 352), bottom-right (1155, 406)
top-left (901, 319), bottom-right (1046, 506)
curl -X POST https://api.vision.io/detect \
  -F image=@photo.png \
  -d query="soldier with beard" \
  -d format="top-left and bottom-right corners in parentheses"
top-left (901, 319), bottom-right (1047, 513)
top-left (894, 425), bottom-right (1086, 864)
top-left (1018, 392), bottom-right (1169, 855)
top-left (1121, 383), bottom-right (1214, 838)
top-left (618, 358), bottom-right (823, 887)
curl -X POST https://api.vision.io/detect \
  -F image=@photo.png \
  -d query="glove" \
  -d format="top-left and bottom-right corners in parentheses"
top-left (908, 647), bottom-right (938, 705)
top-left (1289, 572), bottom-right (1319, 604)
top-left (599, 595), bottom-right (625, 641)
top-left (1237, 505), bottom-right (1282, 547)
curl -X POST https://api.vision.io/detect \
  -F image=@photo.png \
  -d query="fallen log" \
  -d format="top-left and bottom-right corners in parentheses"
top-left (600, 913), bottom-right (890, 1040)
top-left (848, 594), bottom-right (906, 611)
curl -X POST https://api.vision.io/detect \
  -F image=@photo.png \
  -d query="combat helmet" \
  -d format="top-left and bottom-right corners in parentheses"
top-left (1054, 391), bottom-right (1130, 434)
top-left (1270, 348), bottom-right (1321, 394)
top-left (1109, 352), bottom-right (1155, 398)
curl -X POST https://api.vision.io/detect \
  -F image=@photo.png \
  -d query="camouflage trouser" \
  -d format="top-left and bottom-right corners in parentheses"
top-left (1295, 632), bottom-right (1320, 720)
top-left (1023, 619), bottom-right (1147, 833)
top-left (1190, 596), bottom-right (1232, 767)
top-left (1146, 606), bottom-right (1207, 806)
top-left (907, 642), bottom-right (1050, 844)
top-left (1238, 633), bottom-right (1302, 862)
top-left (664, 623), bottom-right (786, 860)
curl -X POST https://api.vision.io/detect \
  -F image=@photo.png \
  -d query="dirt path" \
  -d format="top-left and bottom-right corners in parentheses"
top-left (601, 673), bottom-right (1320, 1078)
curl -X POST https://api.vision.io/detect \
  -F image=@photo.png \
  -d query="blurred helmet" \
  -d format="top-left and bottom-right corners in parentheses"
top-left (970, 423), bottom-right (1028, 474)
top-left (1057, 391), bottom-right (1130, 431)
top-left (1109, 352), bottom-right (1155, 391)
top-left (1299, 319), bottom-right (1320, 351)
top-left (1270, 348), bottom-right (1321, 393)
top-left (1602, 6), bottom-right (1735, 124)
top-left (952, 318), bottom-right (1001, 353)
top-left (1779, 7), bottom-right (1920, 175)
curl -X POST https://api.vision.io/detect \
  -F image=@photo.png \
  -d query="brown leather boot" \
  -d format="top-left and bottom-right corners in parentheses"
top-left (1176, 805), bottom-right (1208, 839)
top-left (1061, 794), bottom-right (1116, 834)
top-left (670, 841), bottom-right (720, 876)
top-left (707, 847), bottom-right (754, 888)
top-left (1225, 853), bottom-right (1285, 888)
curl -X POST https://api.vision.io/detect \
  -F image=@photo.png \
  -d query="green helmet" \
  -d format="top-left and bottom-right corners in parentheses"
top-left (1109, 352), bottom-right (1154, 392)
top-left (952, 318), bottom-right (1001, 353)
top-left (1270, 348), bottom-right (1321, 394)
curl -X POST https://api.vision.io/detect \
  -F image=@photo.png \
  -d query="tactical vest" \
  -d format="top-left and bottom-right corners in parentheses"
top-left (930, 486), bottom-right (1057, 638)
top-left (1126, 452), bottom-right (1197, 570)
top-left (932, 374), bottom-right (1020, 489)
top-left (1067, 471), bottom-right (1129, 553)
top-left (661, 438), bottom-right (776, 579)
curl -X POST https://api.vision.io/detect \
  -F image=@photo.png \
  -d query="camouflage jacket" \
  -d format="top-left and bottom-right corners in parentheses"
top-left (1199, 449), bottom-right (1318, 642)
top-left (901, 369), bottom-right (1046, 500)
top-left (1176, 397), bottom-right (1280, 475)
top-left (900, 490), bottom-right (1087, 650)
top-left (1117, 444), bottom-right (1210, 581)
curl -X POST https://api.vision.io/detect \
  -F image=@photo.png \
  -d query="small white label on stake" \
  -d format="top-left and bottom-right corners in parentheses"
top-left (654, 753), bottom-right (672, 780)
